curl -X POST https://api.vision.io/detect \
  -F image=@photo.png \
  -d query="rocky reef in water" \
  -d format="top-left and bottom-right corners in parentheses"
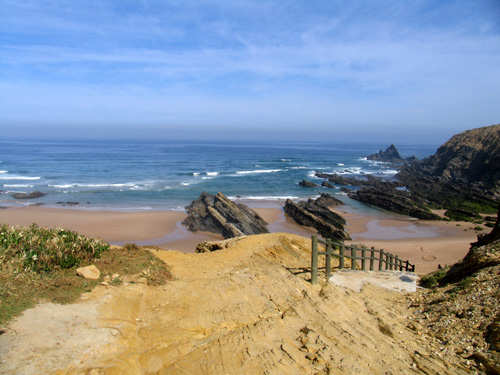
top-left (284, 193), bottom-right (349, 241)
top-left (182, 192), bottom-right (269, 239)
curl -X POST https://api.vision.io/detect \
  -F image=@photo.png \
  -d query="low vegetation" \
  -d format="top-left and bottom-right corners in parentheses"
top-left (0, 224), bottom-right (172, 325)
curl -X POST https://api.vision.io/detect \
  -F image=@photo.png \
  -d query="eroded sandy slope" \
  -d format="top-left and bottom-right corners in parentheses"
top-left (0, 234), bottom-right (467, 374)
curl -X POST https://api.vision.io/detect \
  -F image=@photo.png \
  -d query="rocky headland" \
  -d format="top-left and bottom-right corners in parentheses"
top-left (315, 124), bottom-right (500, 222)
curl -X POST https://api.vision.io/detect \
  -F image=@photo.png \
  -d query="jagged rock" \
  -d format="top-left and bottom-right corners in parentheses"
top-left (284, 194), bottom-right (349, 241)
top-left (349, 187), bottom-right (441, 220)
top-left (367, 144), bottom-right (406, 163)
top-left (76, 265), bottom-right (101, 280)
top-left (314, 172), bottom-right (401, 189)
top-left (183, 192), bottom-right (269, 239)
top-left (12, 191), bottom-right (46, 199)
top-left (321, 181), bottom-right (335, 189)
top-left (298, 179), bottom-right (320, 188)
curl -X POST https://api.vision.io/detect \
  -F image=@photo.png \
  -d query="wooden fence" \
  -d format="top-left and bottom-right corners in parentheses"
top-left (311, 235), bottom-right (415, 284)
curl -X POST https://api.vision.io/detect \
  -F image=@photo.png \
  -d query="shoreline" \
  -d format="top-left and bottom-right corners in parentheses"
top-left (0, 203), bottom-right (479, 273)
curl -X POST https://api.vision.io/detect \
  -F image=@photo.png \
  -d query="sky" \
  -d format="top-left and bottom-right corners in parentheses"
top-left (1, 0), bottom-right (499, 144)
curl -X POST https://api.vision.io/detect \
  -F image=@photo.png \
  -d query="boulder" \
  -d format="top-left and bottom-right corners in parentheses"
top-left (76, 265), bottom-right (101, 280)
top-left (298, 179), bottom-right (320, 188)
top-left (12, 191), bottom-right (46, 199)
top-left (183, 192), bottom-right (269, 239)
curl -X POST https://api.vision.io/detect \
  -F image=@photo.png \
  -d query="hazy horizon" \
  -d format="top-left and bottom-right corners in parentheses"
top-left (1, 1), bottom-right (499, 144)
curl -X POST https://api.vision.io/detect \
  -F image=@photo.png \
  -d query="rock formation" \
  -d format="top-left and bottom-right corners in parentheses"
top-left (413, 124), bottom-right (500, 196)
top-left (12, 191), bottom-right (46, 199)
top-left (182, 192), bottom-right (269, 239)
top-left (284, 193), bottom-right (349, 241)
top-left (367, 144), bottom-right (406, 163)
top-left (298, 179), bottom-right (320, 188)
top-left (349, 187), bottom-right (441, 220)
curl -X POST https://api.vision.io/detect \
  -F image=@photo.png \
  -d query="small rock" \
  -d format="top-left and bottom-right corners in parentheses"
top-left (76, 265), bottom-right (100, 280)
top-left (138, 277), bottom-right (148, 284)
top-left (103, 276), bottom-right (111, 283)
top-left (112, 273), bottom-right (120, 280)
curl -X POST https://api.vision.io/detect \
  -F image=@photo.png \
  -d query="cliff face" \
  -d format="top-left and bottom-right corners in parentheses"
top-left (418, 124), bottom-right (500, 196)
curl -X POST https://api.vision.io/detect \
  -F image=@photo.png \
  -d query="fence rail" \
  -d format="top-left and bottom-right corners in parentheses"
top-left (311, 235), bottom-right (415, 284)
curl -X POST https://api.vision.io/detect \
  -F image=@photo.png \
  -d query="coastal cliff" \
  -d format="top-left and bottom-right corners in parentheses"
top-left (407, 124), bottom-right (500, 197)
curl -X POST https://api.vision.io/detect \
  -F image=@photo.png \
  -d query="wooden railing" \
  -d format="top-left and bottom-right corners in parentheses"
top-left (311, 235), bottom-right (415, 284)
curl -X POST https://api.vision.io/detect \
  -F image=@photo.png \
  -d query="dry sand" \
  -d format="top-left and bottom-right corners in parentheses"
top-left (0, 234), bottom-right (468, 374)
top-left (0, 203), bottom-right (480, 273)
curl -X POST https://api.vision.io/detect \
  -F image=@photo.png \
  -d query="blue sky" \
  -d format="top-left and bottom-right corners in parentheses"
top-left (1, 0), bottom-right (499, 143)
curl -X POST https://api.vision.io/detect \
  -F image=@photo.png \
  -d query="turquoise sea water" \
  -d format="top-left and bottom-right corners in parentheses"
top-left (0, 140), bottom-right (438, 212)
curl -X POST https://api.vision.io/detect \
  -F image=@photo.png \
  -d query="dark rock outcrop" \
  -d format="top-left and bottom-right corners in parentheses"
top-left (298, 179), bottom-right (320, 188)
top-left (367, 144), bottom-right (405, 163)
top-left (412, 124), bottom-right (500, 196)
top-left (349, 187), bottom-right (442, 220)
top-left (284, 193), bottom-right (349, 241)
top-left (474, 203), bottom-right (500, 247)
top-left (12, 191), bottom-right (46, 199)
top-left (182, 192), bottom-right (269, 239)
top-left (314, 172), bottom-right (401, 189)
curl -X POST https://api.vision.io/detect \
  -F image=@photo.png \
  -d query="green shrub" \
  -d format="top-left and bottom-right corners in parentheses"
top-left (0, 223), bottom-right (109, 273)
top-left (419, 267), bottom-right (448, 288)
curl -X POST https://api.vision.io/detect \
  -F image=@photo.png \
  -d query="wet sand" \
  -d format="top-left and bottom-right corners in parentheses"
top-left (0, 204), bottom-right (480, 273)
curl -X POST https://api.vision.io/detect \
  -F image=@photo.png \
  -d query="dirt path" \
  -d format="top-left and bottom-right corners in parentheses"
top-left (0, 234), bottom-right (469, 374)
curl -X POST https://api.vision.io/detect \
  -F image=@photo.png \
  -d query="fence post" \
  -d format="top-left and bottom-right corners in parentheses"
top-left (361, 247), bottom-right (366, 270)
top-left (325, 238), bottom-right (332, 279)
top-left (395, 255), bottom-right (399, 271)
top-left (370, 247), bottom-right (375, 271)
top-left (386, 253), bottom-right (391, 270)
top-left (340, 242), bottom-right (345, 269)
top-left (311, 235), bottom-right (318, 284)
top-left (351, 246), bottom-right (357, 270)
top-left (405, 260), bottom-right (409, 272)
top-left (379, 249), bottom-right (384, 270)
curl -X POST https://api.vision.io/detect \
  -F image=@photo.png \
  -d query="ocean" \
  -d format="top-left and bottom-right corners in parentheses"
top-left (0, 140), bottom-right (438, 212)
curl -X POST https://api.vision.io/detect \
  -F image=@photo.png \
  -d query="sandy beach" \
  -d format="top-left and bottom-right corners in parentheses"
top-left (0, 204), bottom-right (479, 274)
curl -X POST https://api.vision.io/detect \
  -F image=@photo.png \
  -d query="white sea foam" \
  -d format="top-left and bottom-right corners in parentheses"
top-left (236, 169), bottom-right (283, 175)
top-left (337, 163), bottom-right (345, 166)
top-left (291, 166), bottom-right (307, 169)
top-left (193, 172), bottom-right (200, 176)
top-left (3, 184), bottom-right (34, 188)
top-left (0, 176), bottom-right (41, 180)
top-left (280, 159), bottom-right (291, 162)
top-left (201, 177), bottom-right (214, 180)
top-left (180, 182), bottom-right (192, 186)
top-left (50, 182), bottom-right (138, 188)
top-left (231, 195), bottom-right (299, 201)
top-left (0, 170), bottom-right (7, 173)
top-left (206, 172), bottom-right (219, 176)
